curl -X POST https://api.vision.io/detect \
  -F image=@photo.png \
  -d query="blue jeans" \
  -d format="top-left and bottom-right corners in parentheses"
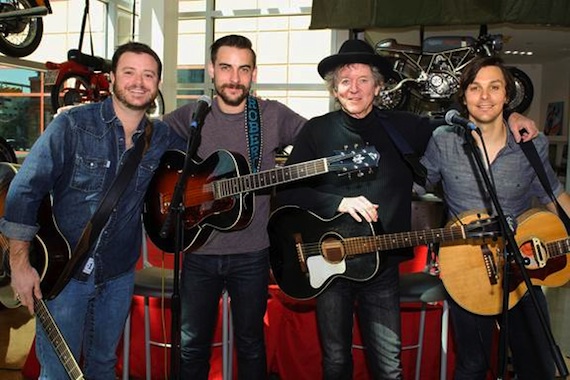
top-left (316, 265), bottom-right (402, 380)
top-left (450, 286), bottom-right (555, 380)
top-left (36, 270), bottom-right (134, 380)
top-left (180, 250), bottom-right (269, 380)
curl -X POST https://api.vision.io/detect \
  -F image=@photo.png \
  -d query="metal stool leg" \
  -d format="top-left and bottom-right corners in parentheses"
top-left (440, 300), bottom-right (449, 380)
top-left (122, 312), bottom-right (131, 379)
top-left (221, 290), bottom-right (233, 380)
top-left (144, 297), bottom-right (151, 380)
top-left (414, 304), bottom-right (427, 380)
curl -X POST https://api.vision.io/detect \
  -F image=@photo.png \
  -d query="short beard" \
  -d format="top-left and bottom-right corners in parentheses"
top-left (215, 83), bottom-right (249, 107)
top-left (113, 82), bottom-right (156, 111)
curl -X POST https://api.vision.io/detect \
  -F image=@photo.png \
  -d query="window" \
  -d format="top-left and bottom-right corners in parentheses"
top-left (176, 0), bottom-right (333, 119)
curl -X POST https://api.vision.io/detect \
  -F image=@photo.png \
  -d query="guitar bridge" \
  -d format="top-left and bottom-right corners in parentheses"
top-left (480, 244), bottom-right (499, 285)
top-left (530, 237), bottom-right (547, 268)
top-left (294, 233), bottom-right (307, 273)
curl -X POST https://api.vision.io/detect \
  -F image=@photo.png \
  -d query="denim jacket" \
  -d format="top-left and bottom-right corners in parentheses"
top-left (0, 97), bottom-right (186, 284)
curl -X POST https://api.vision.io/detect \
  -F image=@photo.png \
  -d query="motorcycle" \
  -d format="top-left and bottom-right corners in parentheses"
top-left (45, 48), bottom-right (165, 118)
top-left (0, 0), bottom-right (52, 58)
top-left (375, 28), bottom-right (534, 116)
top-left (44, 0), bottom-right (164, 118)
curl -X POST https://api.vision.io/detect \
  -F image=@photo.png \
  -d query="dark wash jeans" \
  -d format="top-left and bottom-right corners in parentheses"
top-left (37, 271), bottom-right (135, 380)
top-left (450, 286), bottom-right (555, 380)
top-left (180, 249), bottom-right (269, 380)
top-left (316, 265), bottom-right (402, 380)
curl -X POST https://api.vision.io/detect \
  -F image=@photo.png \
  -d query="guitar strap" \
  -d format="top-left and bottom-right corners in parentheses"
top-left (48, 118), bottom-right (153, 299)
top-left (520, 140), bottom-right (570, 233)
top-left (245, 96), bottom-right (263, 173)
top-left (376, 111), bottom-right (427, 186)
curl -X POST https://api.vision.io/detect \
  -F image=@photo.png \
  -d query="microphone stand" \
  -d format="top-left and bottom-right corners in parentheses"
top-left (159, 122), bottom-right (204, 380)
top-left (461, 127), bottom-right (568, 379)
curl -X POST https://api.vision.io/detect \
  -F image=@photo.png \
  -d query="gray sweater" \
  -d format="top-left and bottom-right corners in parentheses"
top-left (163, 97), bottom-right (306, 255)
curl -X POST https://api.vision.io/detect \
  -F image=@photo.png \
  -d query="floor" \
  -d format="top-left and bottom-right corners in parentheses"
top-left (0, 304), bottom-right (35, 380)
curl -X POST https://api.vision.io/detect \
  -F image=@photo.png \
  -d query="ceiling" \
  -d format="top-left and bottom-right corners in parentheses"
top-left (367, 24), bottom-right (570, 65)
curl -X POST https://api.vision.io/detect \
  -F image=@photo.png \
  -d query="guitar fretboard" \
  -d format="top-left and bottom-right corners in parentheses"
top-left (34, 298), bottom-right (84, 379)
top-left (547, 237), bottom-right (570, 258)
top-left (214, 158), bottom-right (329, 198)
top-left (343, 226), bottom-right (467, 256)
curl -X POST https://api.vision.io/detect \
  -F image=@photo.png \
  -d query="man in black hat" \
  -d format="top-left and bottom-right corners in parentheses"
top-left (276, 39), bottom-right (538, 379)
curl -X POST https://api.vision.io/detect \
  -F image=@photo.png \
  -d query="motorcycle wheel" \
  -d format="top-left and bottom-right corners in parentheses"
top-left (0, 0), bottom-right (44, 58)
top-left (50, 73), bottom-right (92, 113)
top-left (0, 136), bottom-right (17, 163)
top-left (507, 66), bottom-right (534, 114)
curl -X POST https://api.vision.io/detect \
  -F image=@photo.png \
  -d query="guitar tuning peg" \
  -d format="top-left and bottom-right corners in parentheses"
top-left (353, 143), bottom-right (359, 149)
top-left (343, 145), bottom-right (348, 150)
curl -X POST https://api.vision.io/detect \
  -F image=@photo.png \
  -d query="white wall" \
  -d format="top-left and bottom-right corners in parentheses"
top-left (541, 58), bottom-right (570, 134)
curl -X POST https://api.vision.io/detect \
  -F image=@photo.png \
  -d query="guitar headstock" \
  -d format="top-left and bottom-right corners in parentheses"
top-left (464, 215), bottom-right (503, 239)
top-left (328, 146), bottom-right (380, 176)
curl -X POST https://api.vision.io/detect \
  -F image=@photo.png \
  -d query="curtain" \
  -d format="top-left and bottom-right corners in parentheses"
top-left (309, 0), bottom-right (570, 29)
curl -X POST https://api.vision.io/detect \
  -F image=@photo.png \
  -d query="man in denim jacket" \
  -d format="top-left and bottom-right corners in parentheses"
top-left (0, 42), bottom-right (186, 379)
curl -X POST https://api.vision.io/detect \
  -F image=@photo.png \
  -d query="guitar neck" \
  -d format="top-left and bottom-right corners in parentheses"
top-left (34, 298), bottom-right (84, 379)
top-left (344, 225), bottom-right (467, 256)
top-left (546, 237), bottom-right (570, 258)
top-left (214, 157), bottom-right (329, 198)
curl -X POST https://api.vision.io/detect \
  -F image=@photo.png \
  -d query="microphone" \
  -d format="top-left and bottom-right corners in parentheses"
top-left (190, 95), bottom-right (212, 129)
top-left (445, 109), bottom-right (477, 131)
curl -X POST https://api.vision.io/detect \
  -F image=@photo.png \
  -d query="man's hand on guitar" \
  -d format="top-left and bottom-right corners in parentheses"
top-left (9, 240), bottom-right (42, 315)
top-left (338, 196), bottom-right (378, 223)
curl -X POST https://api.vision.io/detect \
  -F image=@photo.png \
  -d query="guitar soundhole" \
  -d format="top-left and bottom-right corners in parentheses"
top-left (321, 238), bottom-right (345, 263)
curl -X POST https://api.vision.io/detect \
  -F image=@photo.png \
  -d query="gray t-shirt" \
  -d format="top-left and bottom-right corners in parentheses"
top-left (421, 124), bottom-right (563, 219)
top-left (163, 97), bottom-right (306, 255)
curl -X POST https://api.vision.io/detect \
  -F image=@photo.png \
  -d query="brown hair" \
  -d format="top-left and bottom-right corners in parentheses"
top-left (111, 41), bottom-right (162, 80)
top-left (456, 56), bottom-right (515, 115)
top-left (210, 34), bottom-right (257, 67)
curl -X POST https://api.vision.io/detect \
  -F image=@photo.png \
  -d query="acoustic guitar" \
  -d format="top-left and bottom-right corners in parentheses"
top-left (268, 206), bottom-right (501, 300)
top-left (143, 147), bottom-right (380, 253)
top-left (0, 162), bottom-right (84, 379)
top-left (439, 208), bottom-right (570, 315)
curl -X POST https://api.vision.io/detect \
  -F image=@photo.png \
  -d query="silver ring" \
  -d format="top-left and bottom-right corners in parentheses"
top-left (15, 293), bottom-right (20, 301)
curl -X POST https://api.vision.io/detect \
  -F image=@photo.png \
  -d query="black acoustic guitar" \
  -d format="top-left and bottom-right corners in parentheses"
top-left (268, 206), bottom-right (501, 300)
top-left (143, 147), bottom-right (380, 253)
top-left (0, 162), bottom-right (84, 379)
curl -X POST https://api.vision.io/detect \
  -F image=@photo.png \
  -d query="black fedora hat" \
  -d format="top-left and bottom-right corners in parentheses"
top-left (317, 39), bottom-right (393, 79)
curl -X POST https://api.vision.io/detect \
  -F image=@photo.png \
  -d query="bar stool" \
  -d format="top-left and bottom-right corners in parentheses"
top-left (399, 193), bottom-right (448, 380)
top-left (122, 233), bottom-right (233, 380)
top-left (399, 270), bottom-right (449, 380)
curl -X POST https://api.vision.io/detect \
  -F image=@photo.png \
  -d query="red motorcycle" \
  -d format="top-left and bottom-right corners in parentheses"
top-left (44, 0), bottom-right (164, 117)
top-left (45, 48), bottom-right (165, 118)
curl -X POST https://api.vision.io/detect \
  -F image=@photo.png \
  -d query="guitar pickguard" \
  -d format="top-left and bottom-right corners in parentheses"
top-left (306, 255), bottom-right (347, 289)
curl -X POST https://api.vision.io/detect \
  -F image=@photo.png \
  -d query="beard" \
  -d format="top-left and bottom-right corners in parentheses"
top-left (215, 83), bottom-right (250, 107)
top-left (113, 82), bottom-right (157, 112)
